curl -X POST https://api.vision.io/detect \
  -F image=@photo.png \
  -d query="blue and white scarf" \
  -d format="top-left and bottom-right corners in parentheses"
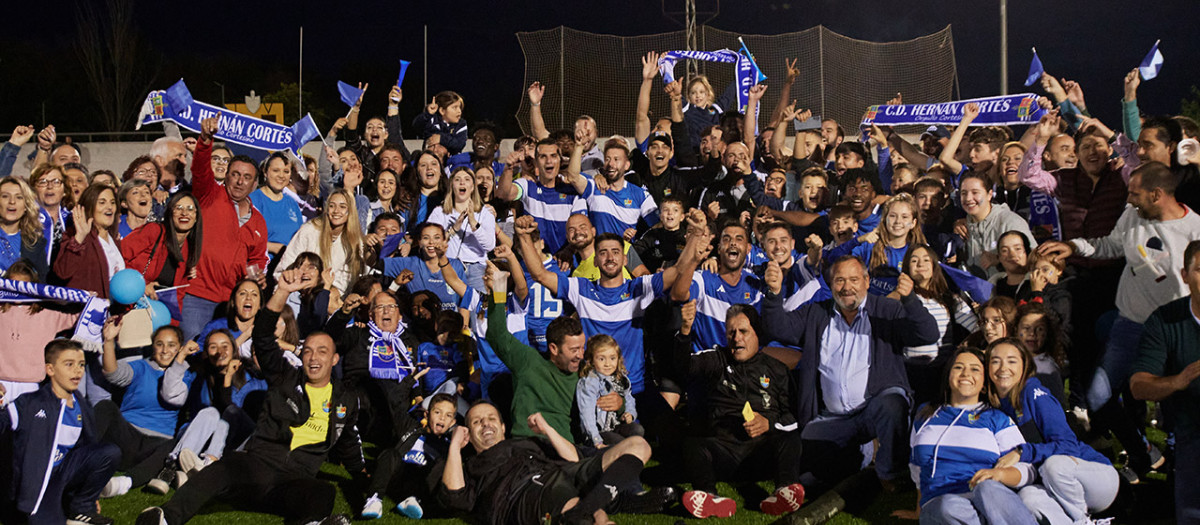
top-left (367, 320), bottom-right (414, 380)
top-left (658, 44), bottom-right (766, 116)
top-left (860, 93), bottom-right (1047, 128)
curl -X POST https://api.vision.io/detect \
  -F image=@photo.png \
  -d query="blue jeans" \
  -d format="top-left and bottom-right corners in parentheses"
top-left (801, 387), bottom-right (911, 481)
top-left (921, 480), bottom-right (1038, 525)
top-left (181, 295), bottom-right (220, 343)
top-left (1087, 315), bottom-right (1144, 410)
top-left (462, 261), bottom-right (486, 294)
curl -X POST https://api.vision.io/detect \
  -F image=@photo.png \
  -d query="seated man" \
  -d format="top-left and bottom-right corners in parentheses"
top-left (675, 303), bottom-right (805, 518)
top-left (138, 269), bottom-right (361, 525)
top-left (437, 403), bottom-right (665, 525)
top-left (763, 255), bottom-right (938, 490)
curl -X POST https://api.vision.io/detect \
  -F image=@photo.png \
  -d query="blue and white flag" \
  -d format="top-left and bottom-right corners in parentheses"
top-left (860, 93), bottom-right (1046, 128)
top-left (658, 47), bottom-right (765, 114)
top-left (290, 114), bottom-right (320, 154)
top-left (1024, 48), bottom-right (1044, 87)
top-left (137, 82), bottom-right (319, 157)
top-left (1139, 40), bottom-right (1163, 81)
top-left (164, 79), bottom-right (194, 117)
top-left (0, 278), bottom-right (94, 304)
top-left (337, 81), bottom-right (364, 107)
top-left (940, 263), bottom-right (993, 304)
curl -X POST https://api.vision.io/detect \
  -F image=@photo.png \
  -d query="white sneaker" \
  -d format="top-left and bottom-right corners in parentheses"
top-left (397, 496), bottom-right (424, 519)
top-left (1071, 406), bottom-right (1091, 432)
top-left (178, 448), bottom-right (202, 474)
top-left (99, 476), bottom-right (132, 498)
top-left (361, 494), bottom-right (384, 519)
top-left (174, 470), bottom-right (188, 489)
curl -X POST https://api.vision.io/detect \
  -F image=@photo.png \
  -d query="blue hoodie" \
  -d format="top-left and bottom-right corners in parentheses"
top-left (998, 377), bottom-right (1111, 466)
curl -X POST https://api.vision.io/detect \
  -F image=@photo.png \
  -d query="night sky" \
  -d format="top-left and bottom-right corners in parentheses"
top-left (3, 0), bottom-right (1197, 136)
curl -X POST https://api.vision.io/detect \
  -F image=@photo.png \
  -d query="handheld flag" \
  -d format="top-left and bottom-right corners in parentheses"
top-left (1139, 40), bottom-right (1163, 80)
top-left (397, 60), bottom-right (411, 87)
top-left (289, 114), bottom-right (320, 156)
top-left (164, 79), bottom-right (194, 117)
top-left (337, 81), bottom-right (365, 107)
top-left (1024, 48), bottom-right (1044, 87)
top-left (737, 37), bottom-right (767, 83)
top-left (940, 263), bottom-right (993, 304)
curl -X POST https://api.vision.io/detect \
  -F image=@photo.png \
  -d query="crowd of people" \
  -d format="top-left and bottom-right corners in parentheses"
top-left (2, 49), bottom-right (1200, 525)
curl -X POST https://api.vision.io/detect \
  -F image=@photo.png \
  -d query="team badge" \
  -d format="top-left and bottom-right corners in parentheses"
top-left (623, 198), bottom-right (633, 206)
top-left (373, 340), bottom-right (394, 361)
top-left (323, 400), bottom-right (332, 413)
top-left (336, 404), bottom-right (347, 419)
top-left (759, 376), bottom-right (770, 389)
top-left (968, 412), bottom-right (981, 423)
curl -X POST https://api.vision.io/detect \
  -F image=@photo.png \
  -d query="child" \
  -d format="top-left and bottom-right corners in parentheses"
top-left (682, 75), bottom-right (729, 152)
top-left (631, 195), bottom-right (687, 272)
top-left (415, 310), bottom-right (472, 410)
top-left (576, 335), bottom-right (642, 448)
top-left (361, 370), bottom-right (455, 520)
top-left (1014, 302), bottom-right (1069, 406)
top-left (413, 91), bottom-right (467, 156)
top-left (1, 339), bottom-right (120, 525)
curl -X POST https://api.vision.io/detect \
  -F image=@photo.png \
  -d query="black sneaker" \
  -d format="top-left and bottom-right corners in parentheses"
top-left (147, 460), bottom-right (178, 495)
top-left (66, 512), bottom-right (115, 525)
top-left (136, 507), bottom-right (166, 525)
top-left (612, 486), bottom-right (679, 514)
top-left (316, 515), bottom-right (352, 525)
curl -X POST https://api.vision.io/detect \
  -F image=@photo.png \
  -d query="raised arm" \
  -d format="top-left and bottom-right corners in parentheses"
top-left (513, 216), bottom-right (559, 292)
top-left (1018, 111), bottom-right (1063, 195)
top-left (565, 139), bottom-right (589, 194)
top-left (1122, 69), bottom-right (1143, 140)
top-left (528, 82), bottom-right (550, 140)
top-left (494, 149), bottom-right (526, 202)
top-left (669, 210), bottom-right (713, 302)
top-left (0, 126), bottom-right (34, 177)
top-left (768, 58), bottom-right (801, 128)
top-left (441, 426), bottom-right (470, 494)
top-left (100, 316), bottom-right (132, 386)
top-left (743, 84), bottom-right (767, 161)
top-left (346, 82), bottom-right (367, 134)
top-left (938, 102), bottom-right (979, 175)
top-left (634, 51), bottom-right (661, 145)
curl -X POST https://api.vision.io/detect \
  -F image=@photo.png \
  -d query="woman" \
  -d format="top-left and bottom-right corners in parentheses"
top-left (902, 244), bottom-right (980, 406)
top-left (117, 178), bottom-right (156, 238)
top-left (989, 230), bottom-right (1032, 298)
top-left (369, 168), bottom-right (402, 227)
top-left (283, 252), bottom-right (340, 339)
top-left (196, 280), bottom-right (261, 360)
top-left (0, 176), bottom-right (49, 278)
top-left (273, 189), bottom-right (364, 294)
top-left (249, 151), bottom-right (304, 257)
top-left (413, 90), bottom-right (467, 155)
top-left (428, 166), bottom-right (495, 292)
top-left (400, 150), bottom-right (448, 227)
top-left (478, 164), bottom-right (519, 239)
top-left (1014, 302), bottom-right (1069, 405)
top-left (52, 183), bottom-right (124, 297)
top-left (121, 155), bottom-right (167, 217)
top-left (29, 163), bottom-right (70, 249)
top-left (828, 193), bottom-right (925, 295)
top-left (994, 143), bottom-right (1032, 220)
top-left (122, 191), bottom-right (203, 315)
top-left (210, 145), bottom-right (233, 184)
top-left (959, 171), bottom-right (1036, 277)
top-left (986, 338), bottom-right (1117, 525)
top-left (909, 347), bottom-right (1037, 525)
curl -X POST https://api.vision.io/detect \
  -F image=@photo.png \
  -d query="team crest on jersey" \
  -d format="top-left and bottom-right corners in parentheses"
top-left (968, 412), bottom-right (980, 423)
top-left (323, 400), bottom-right (332, 413)
top-left (620, 292), bottom-right (630, 300)
top-left (663, 188), bottom-right (673, 196)
top-left (759, 376), bottom-right (770, 389)
top-left (743, 292), bottom-right (751, 300)
top-left (623, 198), bottom-right (633, 206)
top-left (336, 405), bottom-right (347, 419)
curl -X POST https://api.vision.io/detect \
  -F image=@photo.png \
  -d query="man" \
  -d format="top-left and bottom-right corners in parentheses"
top-left (527, 81), bottom-right (604, 173)
top-left (753, 222), bottom-right (821, 310)
top-left (584, 138), bottom-right (658, 239)
top-left (695, 141), bottom-right (760, 221)
top-left (628, 132), bottom-right (713, 209)
top-left (447, 123), bottom-right (504, 175)
top-left (515, 216), bottom-right (687, 395)
top-left (181, 115), bottom-right (269, 342)
top-left (485, 288), bottom-right (586, 441)
top-left (494, 138), bottom-right (590, 255)
top-left (762, 256), bottom-right (938, 488)
top-left (437, 404), bottom-right (660, 525)
top-left (1039, 161), bottom-right (1200, 482)
top-left (149, 137), bottom-right (187, 173)
top-left (839, 168), bottom-right (884, 236)
top-left (1130, 240), bottom-right (1200, 523)
top-left (138, 269), bottom-right (360, 525)
top-left (670, 212), bottom-right (763, 352)
top-left (820, 118), bottom-right (843, 165)
top-left (560, 213), bottom-right (636, 280)
top-left (676, 303), bottom-right (804, 518)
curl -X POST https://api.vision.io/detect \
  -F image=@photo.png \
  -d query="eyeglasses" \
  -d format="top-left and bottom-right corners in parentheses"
top-left (35, 179), bottom-right (63, 188)
top-left (133, 168), bottom-right (157, 178)
top-left (212, 157), bottom-right (231, 165)
top-left (173, 204), bottom-right (197, 213)
top-left (373, 304), bottom-right (399, 312)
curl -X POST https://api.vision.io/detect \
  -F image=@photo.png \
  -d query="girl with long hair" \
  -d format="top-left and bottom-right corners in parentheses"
top-left (0, 176), bottom-right (49, 278)
top-left (122, 191), bottom-right (203, 313)
top-left (428, 166), bottom-right (495, 291)
top-left (52, 183), bottom-right (123, 297)
top-left (273, 188), bottom-right (364, 294)
top-left (828, 193), bottom-right (926, 296)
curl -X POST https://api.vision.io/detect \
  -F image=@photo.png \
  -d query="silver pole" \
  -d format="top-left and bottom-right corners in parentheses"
top-left (999, 0), bottom-right (1008, 95)
top-left (424, 25), bottom-right (429, 104)
top-left (299, 26), bottom-right (304, 115)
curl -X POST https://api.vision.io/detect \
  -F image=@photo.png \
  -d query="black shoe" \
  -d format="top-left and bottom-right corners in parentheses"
top-left (612, 486), bottom-right (679, 514)
top-left (136, 507), bottom-right (167, 525)
top-left (315, 514), bottom-right (352, 525)
top-left (785, 491), bottom-right (846, 525)
top-left (147, 461), bottom-right (178, 495)
top-left (66, 512), bottom-right (115, 525)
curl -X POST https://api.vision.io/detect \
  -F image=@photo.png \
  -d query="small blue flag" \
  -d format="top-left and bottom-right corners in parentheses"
top-left (337, 81), bottom-right (364, 107)
top-left (157, 289), bottom-right (182, 322)
top-left (1139, 40), bottom-right (1163, 81)
top-left (289, 114), bottom-right (319, 155)
top-left (381, 232), bottom-right (406, 258)
top-left (397, 60), bottom-right (411, 87)
top-left (1024, 48), bottom-right (1044, 87)
top-left (164, 79), bottom-right (194, 116)
top-left (940, 263), bottom-right (993, 304)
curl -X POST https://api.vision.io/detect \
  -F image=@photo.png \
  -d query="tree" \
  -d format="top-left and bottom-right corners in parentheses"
top-left (74, 0), bottom-right (160, 132)
top-left (263, 83), bottom-right (329, 128)
top-left (1182, 85), bottom-right (1200, 125)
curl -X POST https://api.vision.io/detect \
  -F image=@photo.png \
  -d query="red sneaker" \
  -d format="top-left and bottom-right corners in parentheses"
top-left (682, 490), bottom-right (737, 518)
top-left (759, 482), bottom-right (806, 515)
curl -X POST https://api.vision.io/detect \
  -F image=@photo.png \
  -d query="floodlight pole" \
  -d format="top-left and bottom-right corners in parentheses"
top-left (999, 0), bottom-right (1008, 95)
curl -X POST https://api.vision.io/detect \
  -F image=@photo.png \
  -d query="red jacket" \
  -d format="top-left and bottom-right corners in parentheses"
top-left (52, 229), bottom-right (119, 299)
top-left (189, 138), bottom-right (269, 302)
top-left (121, 222), bottom-right (191, 314)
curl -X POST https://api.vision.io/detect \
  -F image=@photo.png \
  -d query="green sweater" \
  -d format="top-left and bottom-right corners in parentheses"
top-left (487, 301), bottom-right (579, 442)
top-left (1133, 296), bottom-right (1200, 436)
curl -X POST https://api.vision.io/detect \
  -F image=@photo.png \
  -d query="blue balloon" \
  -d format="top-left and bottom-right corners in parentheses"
top-left (146, 299), bottom-right (172, 330)
top-left (109, 269), bottom-right (146, 305)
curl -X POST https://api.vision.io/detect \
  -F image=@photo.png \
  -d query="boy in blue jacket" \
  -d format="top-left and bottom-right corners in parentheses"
top-left (0, 339), bottom-right (120, 525)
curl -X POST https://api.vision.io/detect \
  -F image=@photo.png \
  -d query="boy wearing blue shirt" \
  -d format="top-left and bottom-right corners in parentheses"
top-left (1, 339), bottom-right (120, 525)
